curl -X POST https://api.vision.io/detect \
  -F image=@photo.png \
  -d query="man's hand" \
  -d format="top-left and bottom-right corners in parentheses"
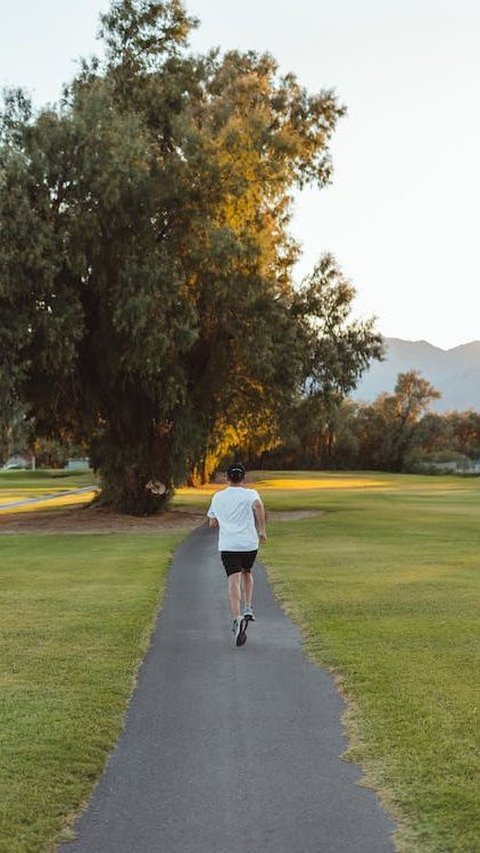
top-left (259, 532), bottom-right (267, 544)
top-left (208, 516), bottom-right (218, 528)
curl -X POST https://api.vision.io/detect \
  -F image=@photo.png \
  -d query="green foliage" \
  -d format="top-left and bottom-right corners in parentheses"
top-left (283, 370), bottom-right (442, 472)
top-left (262, 369), bottom-right (479, 474)
top-left (360, 371), bottom-right (441, 471)
top-left (444, 410), bottom-right (480, 458)
top-left (32, 435), bottom-right (89, 469)
top-left (403, 447), bottom-right (472, 474)
top-left (248, 257), bottom-right (383, 471)
top-left (293, 254), bottom-right (384, 399)
top-left (0, 0), bottom-right (382, 512)
top-left (0, 393), bottom-right (32, 464)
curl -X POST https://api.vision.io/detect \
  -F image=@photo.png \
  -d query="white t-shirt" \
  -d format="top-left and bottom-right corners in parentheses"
top-left (207, 486), bottom-right (261, 551)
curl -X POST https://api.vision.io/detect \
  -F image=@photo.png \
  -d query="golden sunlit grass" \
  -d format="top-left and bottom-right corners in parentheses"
top-left (0, 486), bottom-right (83, 494)
top-left (175, 471), bottom-right (391, 511)
top-left (0, 492), bottom-right (29, 503)
top-left (0, 489), bottom-right (98, 514)
top-left (176, 471), bottom-right (388, 494)
top-left (0, 470), bottom-right (98, 515)
top-left (254, 476), bottom-right (387, 489)
top-left (176, 484), bottom-right (219, 496)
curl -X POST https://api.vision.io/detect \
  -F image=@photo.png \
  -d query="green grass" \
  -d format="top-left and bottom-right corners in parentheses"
top-left (0, 469), bottom-right (96, 491)
top-left (3, 470), bottom-right (479, 851)
top-left (0, 470), bottom-right (96, 505)
top-left (0, 532), bottom-right (183, 853)
top-left (178, 471), bottom-right (480, 852)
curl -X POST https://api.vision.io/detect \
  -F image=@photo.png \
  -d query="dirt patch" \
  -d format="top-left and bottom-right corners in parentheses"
top-left (0, 504), bottom-right (205, 534)
top-left (267, 510), bottom-right (324, 521)
top-left (0, 504), bottom-right (322, 534)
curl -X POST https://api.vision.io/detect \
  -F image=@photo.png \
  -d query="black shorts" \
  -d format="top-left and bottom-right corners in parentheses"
top-left (220, 550), bottom-right (258, 577)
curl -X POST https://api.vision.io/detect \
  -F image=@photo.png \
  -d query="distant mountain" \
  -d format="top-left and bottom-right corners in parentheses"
top-left (352, 338), bottom-right (480, 412)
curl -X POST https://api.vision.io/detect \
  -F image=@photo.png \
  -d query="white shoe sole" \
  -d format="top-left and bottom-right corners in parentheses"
top-left (233, 618), bottom-right (247, 647)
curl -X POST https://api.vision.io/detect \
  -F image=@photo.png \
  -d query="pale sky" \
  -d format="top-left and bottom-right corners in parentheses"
top-left (1, 0), bottom-right (479, 349)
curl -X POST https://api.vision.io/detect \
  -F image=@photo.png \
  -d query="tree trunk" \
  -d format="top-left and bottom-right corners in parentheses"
top-left (186, 455), bottom-right (209, 487)
top-left (91, 423), bottom-right (173, 515)
top-left (97, 464), bottom-right (171, 515)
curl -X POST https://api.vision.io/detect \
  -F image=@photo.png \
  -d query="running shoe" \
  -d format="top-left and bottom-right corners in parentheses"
top-left (243, 604), bottom-right (255, 622)
top-left (232, 617), bottom-right (247, 647)
top-left (232, 617), bottom-right (242, 644)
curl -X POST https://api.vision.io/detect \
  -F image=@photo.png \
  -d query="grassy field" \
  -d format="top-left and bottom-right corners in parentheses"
top-left (0, 470), bottom-right (98, 514)
top-left (0, 531), bottom-right (183, 853)
top-left (2, 470), bottom-right (479, 851)
top-left (177, 471), bottom-right (480, 852)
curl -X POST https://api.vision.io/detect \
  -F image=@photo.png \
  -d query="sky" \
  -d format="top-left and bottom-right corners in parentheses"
top-left (1, 0), bottom-right (479, 349)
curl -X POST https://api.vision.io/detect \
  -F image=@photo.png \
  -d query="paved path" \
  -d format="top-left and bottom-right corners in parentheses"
top-left (61, 525), bottom-right (395, 853)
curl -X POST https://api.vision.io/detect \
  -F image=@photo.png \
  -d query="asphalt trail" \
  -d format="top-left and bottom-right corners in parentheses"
top-left (60, 524), bottom-right (395, 853)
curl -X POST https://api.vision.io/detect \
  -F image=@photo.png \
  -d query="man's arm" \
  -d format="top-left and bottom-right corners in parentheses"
top-left (207, 495), bottom-right (218, 528)
top-left (253, 498), bottom-right (267, 543)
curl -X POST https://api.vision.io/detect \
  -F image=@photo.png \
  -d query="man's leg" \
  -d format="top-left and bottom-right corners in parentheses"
top-left (228, 572), bottom-right (242, 619)
top-left (241, 570), bottom-right (253, 607)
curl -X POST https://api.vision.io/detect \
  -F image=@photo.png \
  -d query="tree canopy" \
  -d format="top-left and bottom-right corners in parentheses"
top-left (0, 0), bottom-right (382, 512)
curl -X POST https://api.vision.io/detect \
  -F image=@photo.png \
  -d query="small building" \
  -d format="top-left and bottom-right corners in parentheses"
top-left (462, 459), bottom-right (480, 474)
top-left (64, 458), bottom-right (91, 472)
top-left (429, 458), bottom-right (480, 474)
top-left (2, 452), bottom-right (35, 470)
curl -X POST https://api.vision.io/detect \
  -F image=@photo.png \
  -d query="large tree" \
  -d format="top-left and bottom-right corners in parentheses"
top-left (0, 0), bottom-right (380, 512)
top-left (260, 254), bottom-right (383, 469)
top-left (351, 371), bottom-right (441, 471)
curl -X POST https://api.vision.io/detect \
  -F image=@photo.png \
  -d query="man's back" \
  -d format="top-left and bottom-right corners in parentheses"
top-left (208, 486), bottom-right (260, 551)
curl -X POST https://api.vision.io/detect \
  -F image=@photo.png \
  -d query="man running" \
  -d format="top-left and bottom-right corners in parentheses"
top-left (207, 463), bottom-right (267, 646)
